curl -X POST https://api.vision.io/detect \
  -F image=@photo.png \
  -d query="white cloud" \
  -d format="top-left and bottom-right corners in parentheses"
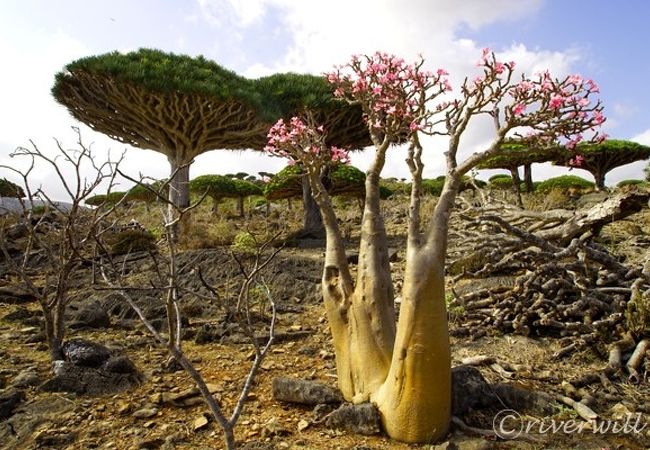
top-left (197, 0), bottom-right (267, 26)
top-left (631, 128), bottom-right (650, 146)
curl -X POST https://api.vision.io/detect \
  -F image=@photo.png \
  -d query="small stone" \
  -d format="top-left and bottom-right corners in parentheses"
top-left (289, 324), bottom-right (303, 332)
top-left (193, 414), bottom-right (209, 431)
top-left (132, 408), bottom-right (158, 419)
top-left (263, 417), bottom-right (289, 437)
top-left (143, 420), bottom-right (156, 428)
top-left (610, 402), bottom-right (632, 420)
top-left (297, 419), bottom-right (310, 432)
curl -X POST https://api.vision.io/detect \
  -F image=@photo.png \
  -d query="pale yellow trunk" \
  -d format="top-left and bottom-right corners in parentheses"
top-left (372, 250), bottom-right (451, 442)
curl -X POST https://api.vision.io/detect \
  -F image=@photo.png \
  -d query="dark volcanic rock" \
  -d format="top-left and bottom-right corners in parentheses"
top-left (325, 403), bottom-right (382, 435)
top-left (62, 339), bottom-right (111, 368)
top-left (68, 301), bottom-right (110, 329)
top-left (40, 358), bottom-right (142, 395)
top-left (272, 377), bottom-right (343, 405)
top-left (452, 365), bottom-right (498, 415)
top-left (0, 388), bottom-right (25, 420)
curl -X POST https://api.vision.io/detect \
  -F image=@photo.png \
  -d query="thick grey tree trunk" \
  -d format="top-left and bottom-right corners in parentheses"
top-left (302, 175), bottom-right (325, 238)
top-left (523, 163), bottom-right (533, 193)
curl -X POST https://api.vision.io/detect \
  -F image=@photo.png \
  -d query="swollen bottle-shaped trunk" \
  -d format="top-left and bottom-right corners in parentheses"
top-left (372, 250), bottom-right (451, 443)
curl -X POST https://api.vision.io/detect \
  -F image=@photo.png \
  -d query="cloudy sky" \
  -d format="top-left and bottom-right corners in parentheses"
top-left (1, 0), bottom-right (649, 198)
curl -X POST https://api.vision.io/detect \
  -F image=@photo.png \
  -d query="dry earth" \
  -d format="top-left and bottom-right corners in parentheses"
top-left (0, 191), bottom-right (649, 450)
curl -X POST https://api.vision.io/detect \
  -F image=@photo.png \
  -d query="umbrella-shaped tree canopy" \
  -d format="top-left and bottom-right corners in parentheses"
top-left (264, 164), bottom-right (366, 201)
top-left (554, 140), bottom-right (650, 190)
top-left (52, 48), bottom-right (269, 214)
top-left (52, 48), bottom-right (268, 157)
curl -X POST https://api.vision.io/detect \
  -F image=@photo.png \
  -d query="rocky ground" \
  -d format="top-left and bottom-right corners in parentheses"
top-left (0, 191), bottom-right (649, 449)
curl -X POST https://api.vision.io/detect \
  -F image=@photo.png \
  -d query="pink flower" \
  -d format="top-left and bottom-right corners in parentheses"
top-left (568, 154), bottom-right (584, 165)
top-left (566, 135), bottom-right (583, 150)
top-left (512, 103), bottom-right (526, 116)
top-left (549, 94), bottom-right (565, 109)
top-left (409, 121), bottom-right (419, 131)
top-left (436, 68), bottom-right (449, 76)
top-left (494, 62), bottom-right (505, 74)
top-left (592, 111), bottom-right (605, 125)
top-left (586, 79), bottom-right (600, 93)
top-left (515, 80), bottom-right (533, 93)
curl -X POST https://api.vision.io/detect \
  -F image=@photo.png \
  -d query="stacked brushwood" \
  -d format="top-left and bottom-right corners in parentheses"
top-left (446, 189), bottom-right (650, 382)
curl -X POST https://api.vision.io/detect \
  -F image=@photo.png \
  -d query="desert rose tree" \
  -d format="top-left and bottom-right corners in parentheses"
top-left (265, 50), bottom-right (604, 443)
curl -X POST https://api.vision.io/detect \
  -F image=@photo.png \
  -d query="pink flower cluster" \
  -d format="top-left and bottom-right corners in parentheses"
top-left (325, 51), bottom-right (451, 136)
top-left (264, 117), bottom-right (350, 166)
top-left (503, 65), bottom-right (605, 148)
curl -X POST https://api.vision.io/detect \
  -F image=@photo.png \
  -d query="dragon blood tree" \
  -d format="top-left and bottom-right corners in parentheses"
top-left (477, 139), bottom-right (565, 205)
top-left (264, 163), bottom-right (366, 204)
top-left (265, 50), bottom-right (605, 443)
top-left (52, 49), bottom-right (268, 221)
top-left (256, 73), bottom-right (370, 237)
top-left (554, 139), bottom-right (650, 190)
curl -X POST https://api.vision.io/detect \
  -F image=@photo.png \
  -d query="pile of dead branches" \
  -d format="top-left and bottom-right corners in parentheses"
top-left (447, 189), bottom-right (650, 373)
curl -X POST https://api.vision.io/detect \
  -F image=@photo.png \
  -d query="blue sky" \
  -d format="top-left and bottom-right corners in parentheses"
top-left (1, 0), bottom-right (649, 197)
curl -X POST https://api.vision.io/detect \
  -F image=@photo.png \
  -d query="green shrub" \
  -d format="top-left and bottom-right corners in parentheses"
top-left (379, 184), bottom-right (394, 199)
top-left (231, 231), bottom-right (256, 254)
top-left (617, 179), bottom-right (647, 188)
top-left (489, 175), bottom-right (513, 189)
top-left (421, 178), bottom-right (445, 196)
top-left (536, 175), bottom-right (594, 192)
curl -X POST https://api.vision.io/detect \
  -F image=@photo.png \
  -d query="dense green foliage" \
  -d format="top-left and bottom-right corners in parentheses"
top-left (571, 139), bottom-right (650, 158)
top-left (190, 175), bottom-right (261, 200)
top-left (0, 178), bottom-right (25, 198)
top-left (488, 174), bottom-right (513, 190)
top-left (421, 177), bottom-right (446, 196)
top-left (54, 48), bottom-right (258, 107)
top-left (106, 191), bottom-right (127, 205)
top-left (477, 140), bottom-right (562, 170)
top-left (85, 194), bottom-right (107, 207)
top-left (379, 184), bottom-right (394, 199)
top-left (263, 165), bottom-right (303, 201)
top-left (617, 179), bottom-right (646, 187)
top-left (256, 73), bottom-right (342, 121)
top-left (264, 164), bottom-right (367, 200)
top-left (329, 165), bottom-right (365, 197)
top-left (125, 181), bottom-right (168, 204)
top-left (54, 49), bottom-right (370, 149)
top-left (536, 175), bottom-right (594, 192)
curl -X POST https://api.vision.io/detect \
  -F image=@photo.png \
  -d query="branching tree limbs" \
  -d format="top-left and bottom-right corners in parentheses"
top-left (266, 50), bottom-right (605, 443)
top-left (0, 129), bottom-right (125, 361)
top-left (95, 178), bottom-right (281, 449)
